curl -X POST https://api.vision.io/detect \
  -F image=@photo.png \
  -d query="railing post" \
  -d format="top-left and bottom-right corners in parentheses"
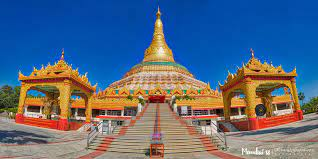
top-left (224, 132), bottom-right (227, 149)
top-left (102, 122), bottom-right (104, 135)
top-left (86, 135), bottom-right (89, 149)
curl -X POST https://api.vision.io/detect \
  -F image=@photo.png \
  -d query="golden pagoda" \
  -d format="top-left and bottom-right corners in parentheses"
top-left (16, 8), bottom-right (301, 132)
top-left (109, 8), bottom-right (206, 91)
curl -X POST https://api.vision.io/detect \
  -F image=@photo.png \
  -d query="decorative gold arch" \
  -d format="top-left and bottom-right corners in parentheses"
top-left (16, 50), bottom-right (96, 130)
top-left (219, 49), bottom-right (302, 130)
top-left (149, 84), bottom-right (166, 95)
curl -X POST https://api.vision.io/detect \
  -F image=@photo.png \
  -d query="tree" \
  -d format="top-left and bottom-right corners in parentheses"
top-left (302, 96), bottom-right (318, 114)
top-left (298, 92), bottom-right (305, 106)
top-left (0, 85), bottom-right (20, 109)
top-left (1, 85), bottom-right (13, 94)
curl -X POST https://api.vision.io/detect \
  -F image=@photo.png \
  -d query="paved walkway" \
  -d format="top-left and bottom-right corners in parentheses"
top-left (226, 113), bottom-right (318, 159)
top-left (0, 118), bottom-right (89, 158)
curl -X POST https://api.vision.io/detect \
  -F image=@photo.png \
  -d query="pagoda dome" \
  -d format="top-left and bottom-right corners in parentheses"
top-left (109, 7), bottom-right (207, 91)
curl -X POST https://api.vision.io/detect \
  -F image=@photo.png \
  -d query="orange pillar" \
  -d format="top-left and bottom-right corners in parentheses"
top-left (16, 83), bottom-right (28, 123)
top-left (58, 80), bottom-right (71, 130)
top-left (244, 78), bottom-right (258, 130)
top-left (223, 94), bottom-right (231, 122)
top-left (85, 95), bottom-right (93, 123)
top-left (291, 78), bottom-right (303, 120)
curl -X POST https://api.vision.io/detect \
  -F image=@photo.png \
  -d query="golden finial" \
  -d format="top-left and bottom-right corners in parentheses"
top-left (143, 6), bottom-right (175, 63)
top-left (60, 48), bottom-right (65, 61)
top-left (156, 6), bottom-right (161, 18)
top-left (250, 48), bottom-right (254, 58)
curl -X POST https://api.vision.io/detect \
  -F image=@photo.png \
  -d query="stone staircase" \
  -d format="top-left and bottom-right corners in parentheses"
top-left (159, 104), bottom-right (218, 154)
top-left (88, 103), bottom-right (156, 154)
top-left (88, 103), bottom-right (218, 156)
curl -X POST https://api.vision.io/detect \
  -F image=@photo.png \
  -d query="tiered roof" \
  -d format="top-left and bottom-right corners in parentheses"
top-left (19, 50), bottom-right (97, 92)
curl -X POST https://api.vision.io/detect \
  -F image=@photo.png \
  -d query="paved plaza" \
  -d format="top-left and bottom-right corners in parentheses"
top-left (226, 113), bottom-right (318, 159)
top-left (0, 114), bottom-right (317, 159)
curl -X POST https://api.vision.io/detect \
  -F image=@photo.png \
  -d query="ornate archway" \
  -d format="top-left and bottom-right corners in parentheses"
top-left (220, 49), bottom-right (302, 130)
top-left (16, 50), bottom-right (97, 130)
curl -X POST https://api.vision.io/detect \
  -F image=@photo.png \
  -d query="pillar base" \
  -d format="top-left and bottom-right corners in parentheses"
top-left (296, 110), bottom-right (303, 120)
top-left (58, 119), bottom-right (69, 131)
top-left (248, 118), bottom-right (259, 130)
top-left (85, 118), bottom-right (91, 123)
top-left (15, 113), bottom-right (24, 123)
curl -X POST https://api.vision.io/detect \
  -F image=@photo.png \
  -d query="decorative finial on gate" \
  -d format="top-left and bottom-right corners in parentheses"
top-left (250, 48), bottom-right (255, 58)
top-left (60, 48), bottom-right (65, 61)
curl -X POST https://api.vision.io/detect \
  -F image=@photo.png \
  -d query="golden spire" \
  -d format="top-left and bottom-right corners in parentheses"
top-left (143, 7), bottom-right (175, 63)
top-left (250, 48), bottom-right (255, 58)
top-left (60, 48), bottom-right (65, 61)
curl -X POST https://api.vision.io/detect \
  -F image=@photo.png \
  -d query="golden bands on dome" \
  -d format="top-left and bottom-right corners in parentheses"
top-left (143, 7), bottom-right (175, 63)
top-left (124, 65), bottom-right (193, 77)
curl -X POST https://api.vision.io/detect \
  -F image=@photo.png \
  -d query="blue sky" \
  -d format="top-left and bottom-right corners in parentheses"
top-left (0, 0), bottom-right (317, 101)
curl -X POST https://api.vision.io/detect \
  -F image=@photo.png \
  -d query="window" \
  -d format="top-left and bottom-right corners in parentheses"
top-left (277, 103), bottom-right (289, 110)
top-left (107, 110), bottom-right (121, 116)
top-left (77, 108), bottom-right (86, 117)
top-left (192, 119), bottom-right (211, 126)
top-left (177, 106), bottom-right (192, 116)
top-left (124, 107), bottom-right (137, 116)
top-left (100, 110), bottom-right (107, 116)
top-left (216, 109), bottom-right (224, 117)
top-left (92, 109), bottom-right (100, 117)
top-left (231, 108), bottom-right (239, 116)
top-left (241, 107), bottom-right (246, 115)
top-left (27, 106), bottom-right (40, 113)
top-left (193, 110), bottom-right (208, 116)
top-left (210, 109), bottom-right (216, 115)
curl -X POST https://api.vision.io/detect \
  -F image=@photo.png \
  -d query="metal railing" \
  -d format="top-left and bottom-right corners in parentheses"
top-left (86, 121), bottom-right (103, 148)
top-left (111, 124), bottom-right (120, 134)
top-left (78, 123), bottom-right (92, 132)
top-left (211, 121), bottom-right (227, 149)
top-left (192, 121), bottom-right (227, 150)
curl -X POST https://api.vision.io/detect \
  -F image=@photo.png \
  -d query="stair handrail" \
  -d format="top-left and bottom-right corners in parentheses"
top-left (79, 123), bottom-right (92, 132)
top-left (86, 121), bottom-right (103, 148)
top-left (111, 122), bottom-right (122, 134)
top-left (211, 121), bottom-right (227, 149)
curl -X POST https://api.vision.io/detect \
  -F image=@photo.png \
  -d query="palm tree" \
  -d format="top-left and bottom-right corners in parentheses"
top-left (298, 92), bottom-right (305, 106)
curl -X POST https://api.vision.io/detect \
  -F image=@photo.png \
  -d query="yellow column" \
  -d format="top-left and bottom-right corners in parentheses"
top-left (17, 83), bottom-right (28, 114)
top-left (244, 80), bottom-right (256, 119)
top-left (57, 80), bottom-right (71, 130)
top-left (85, 95), bottom-right (93, 123)
top-left (16, 83), bottom-right (28, 123)
top-left (290, 78), bottom-right (301, 111)
top-left (222, 93), bottom-right (231, 121)
top-left (290, 78), bottom-right (303, 120)
top-left (243, 78), bottom-right (258, 130)
top-left (59, 80), bottom-right (71, 119)
top-left (244, 87), bottom-right (256, 118)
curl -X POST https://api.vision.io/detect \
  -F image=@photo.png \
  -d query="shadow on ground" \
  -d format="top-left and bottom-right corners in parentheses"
top-left (0, 130), bottom-right (50, 144)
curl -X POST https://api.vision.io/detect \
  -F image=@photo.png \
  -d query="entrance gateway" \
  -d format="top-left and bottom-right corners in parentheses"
top-left (149, 95), bottom-right (165, 103)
